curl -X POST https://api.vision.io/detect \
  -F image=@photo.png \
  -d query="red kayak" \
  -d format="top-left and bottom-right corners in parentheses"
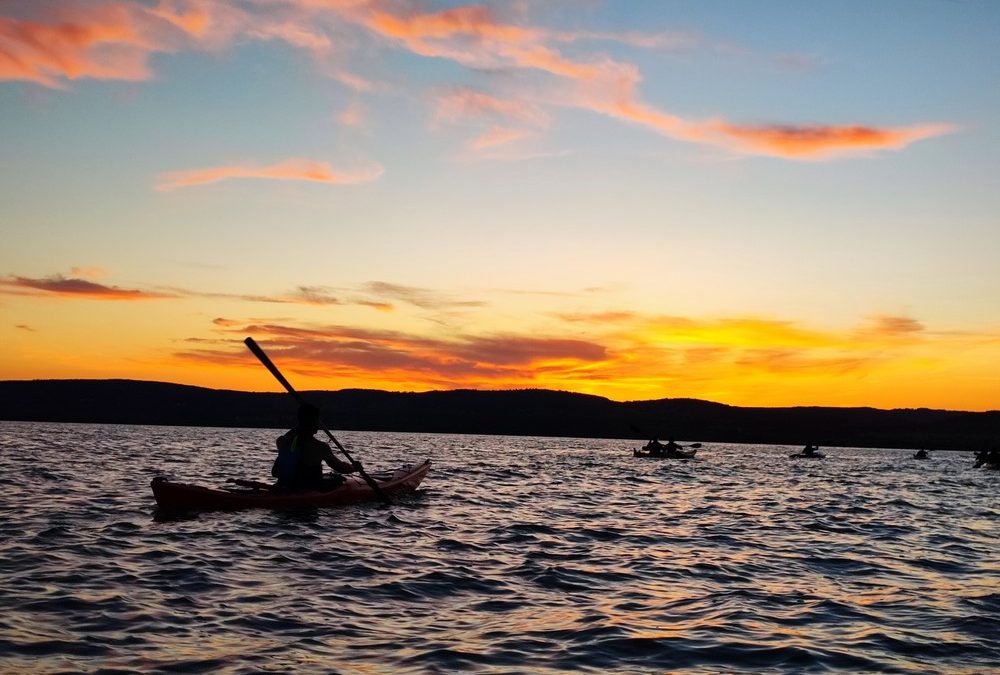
top-left (151, 460), bottom-right (431, 512)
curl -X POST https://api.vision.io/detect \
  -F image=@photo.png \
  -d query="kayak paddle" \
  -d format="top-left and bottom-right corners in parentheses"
top-left (244, 336), bottom-right (392, 506)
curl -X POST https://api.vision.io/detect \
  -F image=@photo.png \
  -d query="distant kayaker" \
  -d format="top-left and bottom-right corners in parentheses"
top-left (802, 444), bottom-right (819, 457)
top-left (274, 404), bottom-right (358, 490)
top-left (664, 438), bottom-right (681, 455)
top-left (974, 448), bottom-right (999, 468)
top-left (646, 438), bottom-right (664, 456)
top-left (914, 449), bottom-right (929, 459)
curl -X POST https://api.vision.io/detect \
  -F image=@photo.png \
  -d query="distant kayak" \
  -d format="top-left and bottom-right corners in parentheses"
top-left (913, 451), bottom-right (930, 460)
top-left (633, 447), bottom-right (697, 459)
top-left (151, 460), bottom-right (431, 512)
top-left (789, 452), bottom-right (825, 459)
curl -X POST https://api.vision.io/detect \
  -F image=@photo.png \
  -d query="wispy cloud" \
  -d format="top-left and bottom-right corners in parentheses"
top-left (0, 274), bottom-right (175, 300)
top-left (860, 315), bottom-right (926, 337)
top-left (433, 86), bottom-right (549, 151)
top-left (735, 348), bottom-right (879, 375)
top-left (69, 266), bottom-right (108, 279)
top-left (1, 271), bottom-right (394, 309)
top-left (555, 311), bottom-right (637, 324)
top-left (156, 158), bottom-right (384, 190)
top-left (338, 100), bottom-right (367, 126)
top-left (433, 87), bottom-right (550, 127)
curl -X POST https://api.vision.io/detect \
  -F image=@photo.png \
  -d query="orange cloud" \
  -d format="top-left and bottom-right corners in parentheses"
top-left (156, 158), bottom-right (384, 191)
top-left (0, 6), bottom-right (158, 88)
top-left (710, 122), bottom-right (957, 159)
top-left (178, 319), bottom-right (609, 385)
top-left (171, 307), bottom-right (986, 403)
top-left (0, 275), bottom-right (174, 300)
top-left (367, 5), bottom-right (537, 45)
top-left (572, 71), bottom-right (955, 158)
top-left (212, 318), bottom-right (241, 327)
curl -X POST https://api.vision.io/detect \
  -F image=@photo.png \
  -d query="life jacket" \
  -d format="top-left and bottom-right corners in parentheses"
top-left (272, 433), bottom-right (301, 481)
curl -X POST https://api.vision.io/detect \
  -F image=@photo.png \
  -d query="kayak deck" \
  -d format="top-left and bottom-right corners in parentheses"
top-left (151, 459), bottom-right (431, 512)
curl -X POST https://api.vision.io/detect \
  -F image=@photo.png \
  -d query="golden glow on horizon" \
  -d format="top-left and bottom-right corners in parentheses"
top-left (5, 283), bottom-right (996, 411)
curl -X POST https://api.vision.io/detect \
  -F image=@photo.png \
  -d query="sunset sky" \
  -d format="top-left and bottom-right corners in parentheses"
top-left (2, 0), bottom-right (998, 411)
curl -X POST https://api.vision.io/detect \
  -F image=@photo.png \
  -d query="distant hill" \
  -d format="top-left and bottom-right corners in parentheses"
top-left (1, 379), bottom-right (997, 451)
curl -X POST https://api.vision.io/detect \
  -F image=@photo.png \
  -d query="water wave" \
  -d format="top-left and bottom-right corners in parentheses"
top-left (0, 421), bottom-right (997, 673)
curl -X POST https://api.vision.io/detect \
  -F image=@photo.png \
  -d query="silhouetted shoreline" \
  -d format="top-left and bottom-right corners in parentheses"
top-left (1, 379), bottom-right (997, 451)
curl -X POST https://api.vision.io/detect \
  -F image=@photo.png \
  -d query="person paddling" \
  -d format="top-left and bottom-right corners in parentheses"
top-left (664, 438), bottom-right (681, 456)
top-left (973, 448), bottom-right (999, 468)
top-left (274, 404), bottom-right (358, 491)
top-left (802, 444), bottom-right (820, 457)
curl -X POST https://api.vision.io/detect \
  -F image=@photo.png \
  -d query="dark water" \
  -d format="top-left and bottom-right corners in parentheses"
top-left (0, 421), bottom-right (997, 674)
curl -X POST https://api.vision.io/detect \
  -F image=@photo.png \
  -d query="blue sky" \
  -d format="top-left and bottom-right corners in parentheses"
top-left (1, 0), bottom-right (998, 410)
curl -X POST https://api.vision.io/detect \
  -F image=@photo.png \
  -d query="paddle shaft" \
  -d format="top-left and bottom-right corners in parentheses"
top-left (244, 337), bottom-right (391, 505)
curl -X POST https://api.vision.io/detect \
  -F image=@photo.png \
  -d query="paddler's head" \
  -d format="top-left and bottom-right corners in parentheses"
top-left (297, 403), bottom-right (321, 436)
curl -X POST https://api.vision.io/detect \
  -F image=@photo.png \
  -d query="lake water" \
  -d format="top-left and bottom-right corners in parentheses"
top-left (0, 421), bottom-right (997, 673)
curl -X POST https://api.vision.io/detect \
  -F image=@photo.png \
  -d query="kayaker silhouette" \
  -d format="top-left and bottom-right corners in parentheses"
top-left (274, 404), bottom-right (358, 490)
top-left (802, 444), bottom-right (819, 457)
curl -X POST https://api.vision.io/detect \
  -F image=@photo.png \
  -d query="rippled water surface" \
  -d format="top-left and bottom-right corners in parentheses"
top-left (0, 421), bottom-right (997, 673)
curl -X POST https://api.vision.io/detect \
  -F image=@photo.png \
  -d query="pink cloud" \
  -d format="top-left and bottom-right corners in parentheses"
top-left (468, 126), bottom-right (532, 150)
top-left (156, 158), bottom-right (384, 191)
top-left (434, 87), bottom-right (550, 127)
top-left (338, 100), bottom-right (367, 126)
